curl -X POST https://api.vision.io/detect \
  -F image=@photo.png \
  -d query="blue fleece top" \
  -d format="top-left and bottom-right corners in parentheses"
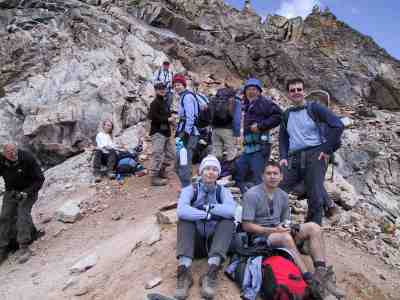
top-left (287, 109), bottom-right (321, 152)
top-left (177, 181), bottom-right (236, 236)
top-left (177, 90), bottom-right (200, 136)
top-left (279, 102), bottom-right (344, 159)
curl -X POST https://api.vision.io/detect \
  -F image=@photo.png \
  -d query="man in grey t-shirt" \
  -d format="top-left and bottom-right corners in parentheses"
top-left (242, 162), bottom-right (345, 299)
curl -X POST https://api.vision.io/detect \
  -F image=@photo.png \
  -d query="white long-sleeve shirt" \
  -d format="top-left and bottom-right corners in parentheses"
top-left (96, 132), bottom-right (117, 151)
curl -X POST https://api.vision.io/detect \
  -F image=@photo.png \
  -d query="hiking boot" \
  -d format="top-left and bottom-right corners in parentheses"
top-left (0, 248), bottom-right (8, 266)
top-left (175, 265), bottom-right (193, 300)
top-left (200, 264), bottom-right (220, 299)
top-left (312, 266), bottom-right (346, 299)
top-left (93, 170), bottom-right (102, 183)
top-left (107, 171), bottom-right (116, 180)
top-left (17, 246), bottom-right (32, 264)
top-left (325, 206), bottom-right (339, 219)
top-left (159, 167), bottom-right (169, 179)
top-left (151, 176), bottom-right (167, 186)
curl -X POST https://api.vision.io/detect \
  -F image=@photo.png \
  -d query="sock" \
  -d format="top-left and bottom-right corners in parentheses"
top-left (314, 261), bottom-right (326, 269)
top-left (178, 256), bottom-right (193, 268)
top-left (302, 272), bottom-right (313, 281)
top-left (208, 256), bottom-right (221, 266)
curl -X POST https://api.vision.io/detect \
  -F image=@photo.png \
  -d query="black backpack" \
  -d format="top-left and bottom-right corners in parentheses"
top-left (209, 88), bottom-right (236, 127)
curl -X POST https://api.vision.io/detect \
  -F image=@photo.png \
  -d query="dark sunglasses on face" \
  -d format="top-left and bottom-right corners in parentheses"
top-left (289, 88), bottom-right (303, 93)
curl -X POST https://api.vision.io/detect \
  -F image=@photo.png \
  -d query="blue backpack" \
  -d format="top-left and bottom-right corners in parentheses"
top-left (116, 157), bottom-right (138, 175)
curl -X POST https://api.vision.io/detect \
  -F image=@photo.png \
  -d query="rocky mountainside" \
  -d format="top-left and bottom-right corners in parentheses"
top-left (1, 0), bottom-right (399, 218)
top-left (0, 1), bottom-right (400, 299)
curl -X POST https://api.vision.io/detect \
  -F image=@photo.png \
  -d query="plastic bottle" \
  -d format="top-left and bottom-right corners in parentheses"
top-left (176, 138), bottom-right (187, 166)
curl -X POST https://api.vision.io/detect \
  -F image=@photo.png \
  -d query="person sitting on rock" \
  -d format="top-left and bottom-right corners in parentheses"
top-left (148, 82), bottom-right (175, 186)
top-left (0, 143), bottom-right (45, 265)
top-left (279, 78), bottom-right (344, 225)
top-left (93, 119), bottom-right (121, 182)
top-left (175, 155), bottom-right (236, 300)
top-left (233, 78), bottom-right (282, 193)
top-left (242, 161), bottom-right (345, 299)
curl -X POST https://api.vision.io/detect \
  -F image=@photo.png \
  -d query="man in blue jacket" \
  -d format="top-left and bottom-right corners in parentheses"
top-left (279, 78), bottom-right (344, 225)
top-left (175, 155), bottom-right (236, 300)
top-left (173, 74), bottom-right (200, 188)
top-left (234, 78), bottom-right (282, 193)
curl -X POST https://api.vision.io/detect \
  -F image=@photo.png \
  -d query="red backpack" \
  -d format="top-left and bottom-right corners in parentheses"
top-left (262, 256), bottom-right (309, 300)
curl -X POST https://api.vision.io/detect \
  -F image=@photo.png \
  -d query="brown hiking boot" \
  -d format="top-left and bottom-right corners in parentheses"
top-left (175, 265), bottom-right (193, 300)
top-left (325, 206), bottom-right (339, 219)
top-left (93, 170), bottom-right (102, 183)
top-left (107, 171), bottom-right (116, 180)
top-left (200, 264), bottom-right (220, 299)
top-left (312, 266), bottom-right (346, 299)
top-left (151, 176), bottom-right (168, 186)
top-left (17, 246), bottom-right (32, 264)
top-left (0, 248), bottom-right (8, 266)
top-left (159, 167), bottom-right (169, 179)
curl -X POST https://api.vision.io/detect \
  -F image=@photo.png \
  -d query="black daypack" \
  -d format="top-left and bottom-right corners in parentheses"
top-left (282, 102), bottom-right (342, 154)
top-left (180, 91), bottom-right (211, 129)
top-left (209, 88), bottom-right (236, 127)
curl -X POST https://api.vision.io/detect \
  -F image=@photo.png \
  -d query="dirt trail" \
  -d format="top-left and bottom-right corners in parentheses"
top-left (0, 170), bottom-right (399, 300)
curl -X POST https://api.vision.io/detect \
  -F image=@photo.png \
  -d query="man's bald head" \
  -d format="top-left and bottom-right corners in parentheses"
top-left (3, 143), bottom-right (17, 161)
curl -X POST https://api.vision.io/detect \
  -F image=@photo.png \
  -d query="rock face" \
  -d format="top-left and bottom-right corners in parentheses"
top-left (0, 0), bottom-right (399, 221)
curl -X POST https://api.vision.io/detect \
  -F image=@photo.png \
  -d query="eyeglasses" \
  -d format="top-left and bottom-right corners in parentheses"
top-left (289, 88), bottom-right (303, 93)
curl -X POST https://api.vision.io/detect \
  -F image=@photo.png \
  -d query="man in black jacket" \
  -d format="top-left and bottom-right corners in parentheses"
top-left (148, 82), bottom-right (175, 186)
top-left (0, 143), bottom-right (45, 265)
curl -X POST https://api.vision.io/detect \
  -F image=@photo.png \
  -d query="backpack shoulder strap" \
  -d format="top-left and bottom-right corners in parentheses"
top-left (306, 101), bottom-right (320, 123)
top-left (282, 109), bottom-right (291, 130)
top-left (190, 183), bottom-right (199, 206)
top-left (216, 184), bottom-right (222, 204)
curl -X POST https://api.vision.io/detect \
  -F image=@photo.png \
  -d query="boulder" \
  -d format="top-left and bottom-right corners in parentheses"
top-left (55, 200), bottom-right (82, 223)
top-left (70, 253), bottom-right (98, 274)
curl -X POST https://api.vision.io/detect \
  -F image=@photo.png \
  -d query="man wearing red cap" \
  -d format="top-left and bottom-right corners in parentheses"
top-left (173, 74), bottom-right (200, 187)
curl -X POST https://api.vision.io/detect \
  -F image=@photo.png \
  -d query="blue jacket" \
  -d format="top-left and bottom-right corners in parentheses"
top-left (177, 182), bottom-right (236, 236)
top-left (243, 95), bottom-right (282, 136)
top-left (279, 102), bottom-right (344, 159)
top-left (177, 90), bottom-right (199, 136)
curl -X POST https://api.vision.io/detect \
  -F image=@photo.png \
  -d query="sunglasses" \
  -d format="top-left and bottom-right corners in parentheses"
top-left (289, 88), bottom-right (303, 93)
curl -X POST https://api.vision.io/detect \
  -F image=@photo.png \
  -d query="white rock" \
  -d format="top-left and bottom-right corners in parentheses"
top-left (341, 116), bottom-right (354, 128)
top-left (56, 200), bottom-right (81, 223)
top-left (145, 277), bottom-right (162, 289)
top-left (70, 254), bottom-right (98, 274)
top-left (155, 210), bottom-right (177, 225)
top-left (146, 223), bottom-right (161, 246)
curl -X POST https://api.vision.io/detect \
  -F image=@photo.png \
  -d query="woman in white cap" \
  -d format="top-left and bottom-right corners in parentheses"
top-left (175, 155), bottom-right (236, 300)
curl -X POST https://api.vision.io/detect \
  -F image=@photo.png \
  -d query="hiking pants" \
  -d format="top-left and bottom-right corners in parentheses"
top-left (0, 191), bottom-right (38, 249)
top-left (93, 149), bottom-right (117, 174)
top-left (150, 133), bottom-right (175, 176)
top-left (176, 219), bottom-right (235, 261)
top-left (279, 146), bottom-right (327, 225)
top-left (234, 144), bottom-right (271, 194)
top-left (212, 128), bottom-right (237, 162)
top-left (175, 135), bottom-right (199, 188)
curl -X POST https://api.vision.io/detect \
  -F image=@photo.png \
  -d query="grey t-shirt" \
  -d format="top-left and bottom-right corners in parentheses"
top-left (242, 184), bottom-right (289, 227)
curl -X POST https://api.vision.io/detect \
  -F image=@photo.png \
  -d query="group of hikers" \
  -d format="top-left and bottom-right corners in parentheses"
top-left (0, 59), bottom-right (346, 299)
top-left (145, 61), bottom-right (345, 299)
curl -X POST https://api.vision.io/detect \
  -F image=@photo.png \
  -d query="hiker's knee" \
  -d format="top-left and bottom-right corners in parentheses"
top-left (277, 232), bottom-right (296, 248)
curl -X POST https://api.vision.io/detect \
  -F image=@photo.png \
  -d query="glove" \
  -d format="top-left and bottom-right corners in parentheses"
top-left (15, 192), bottom-right (28, 201)
top-left (177, 132), bottom-right (189, 146)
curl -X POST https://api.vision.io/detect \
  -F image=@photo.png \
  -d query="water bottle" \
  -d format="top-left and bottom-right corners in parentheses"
top-left (176, 137), bottom-right (187, 166)
top-left (180, 147), bottom-right (188, 166)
